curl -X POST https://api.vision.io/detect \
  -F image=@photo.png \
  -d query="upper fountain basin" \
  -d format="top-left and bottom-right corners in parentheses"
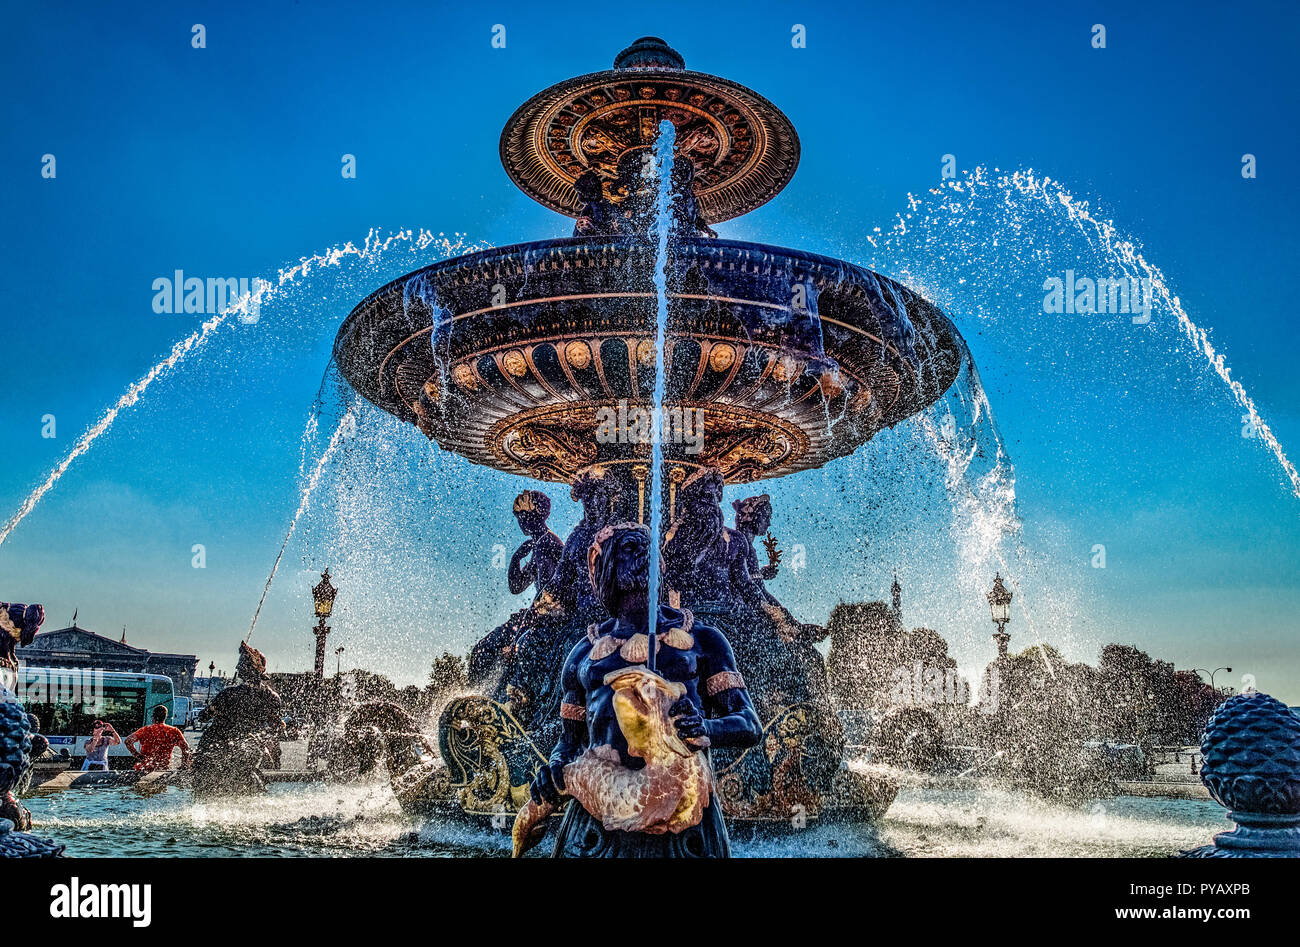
top-left (333, 236), bottom-right (966, 484)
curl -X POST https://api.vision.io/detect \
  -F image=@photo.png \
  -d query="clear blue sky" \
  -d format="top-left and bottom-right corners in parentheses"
top-left (1, 0), bottom-right (1297, 701)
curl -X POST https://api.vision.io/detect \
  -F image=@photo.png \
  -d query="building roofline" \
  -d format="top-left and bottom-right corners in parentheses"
top-left (18, 625), bottom-right (197, 664)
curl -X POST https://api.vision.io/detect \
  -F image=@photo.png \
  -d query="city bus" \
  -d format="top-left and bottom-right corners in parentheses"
top-left (16, 666), bottom-right (177, 765)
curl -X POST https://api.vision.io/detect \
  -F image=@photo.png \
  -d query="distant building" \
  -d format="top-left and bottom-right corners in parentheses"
top-left (17, 624), bottom-right (198, 697)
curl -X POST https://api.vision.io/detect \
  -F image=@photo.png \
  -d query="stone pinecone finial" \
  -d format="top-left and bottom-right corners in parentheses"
top-left (1199, 692), bottom-right (1300, 814)
top-left (0, 696), bottom-right (65, 857)
top-left (1182, 691), bottom-right (1300, 857)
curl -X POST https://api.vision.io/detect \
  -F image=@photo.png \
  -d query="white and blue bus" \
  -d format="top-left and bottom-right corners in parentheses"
top-left (16, 666), bottom-right (176, 764)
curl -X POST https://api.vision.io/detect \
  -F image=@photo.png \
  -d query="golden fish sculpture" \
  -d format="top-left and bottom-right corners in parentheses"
top-left (512, 665), bottom-right (712, 857)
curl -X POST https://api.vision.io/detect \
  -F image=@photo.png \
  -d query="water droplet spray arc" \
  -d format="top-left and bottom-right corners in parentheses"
top-left (0, 229), bottom-right (477, 552)
top-left (246, 400), bottom-right (359, 642)
top-left (879, 168), bottom-right (1300, 504)
top-left (645, 120), bottom-right (677, 669)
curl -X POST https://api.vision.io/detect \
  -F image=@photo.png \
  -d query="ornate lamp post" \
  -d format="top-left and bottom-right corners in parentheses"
top-left (335, 645), bottom-right (345, 678)
top-left (206, 660), bottom-right (215, 700)
top-left (311, 569), bottom-right (337, 680)
top-left (987, 573), bottom-right (1013, 659)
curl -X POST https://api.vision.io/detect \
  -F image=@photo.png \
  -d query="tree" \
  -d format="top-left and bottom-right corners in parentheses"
top-left (1093, 644), bottom-right (1216, 747)
top-left (397, 685), bottom-right (423, 714)
top-left (978, 644), bottom-right (1110, 801)
top-left (825, 602), bottom-right (962, 712)
top-left (427, 652), bottom-right (468, 705)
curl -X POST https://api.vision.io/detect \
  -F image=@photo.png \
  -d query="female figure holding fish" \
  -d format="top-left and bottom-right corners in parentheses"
top-left (514, 523), bottom-right (762, 857)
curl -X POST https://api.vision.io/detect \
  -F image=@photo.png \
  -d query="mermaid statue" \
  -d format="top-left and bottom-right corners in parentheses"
top-left (513, 523), bottom-right (761, 857)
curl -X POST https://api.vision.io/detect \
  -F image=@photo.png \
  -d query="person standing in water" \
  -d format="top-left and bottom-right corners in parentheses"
top-left (125, 705), bottom-right (191, 772)
top-left (81, 720), bottom-right (120, 771)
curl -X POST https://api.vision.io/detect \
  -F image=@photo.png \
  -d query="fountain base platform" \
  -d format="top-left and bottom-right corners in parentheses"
top-left (367, 694), bottom-right (897, 832)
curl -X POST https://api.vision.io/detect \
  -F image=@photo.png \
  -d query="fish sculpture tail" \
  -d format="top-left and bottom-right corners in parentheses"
top-left (511, 666), bottom-right (713, 857)
top-left (512, 796), bottom-right (555, 858)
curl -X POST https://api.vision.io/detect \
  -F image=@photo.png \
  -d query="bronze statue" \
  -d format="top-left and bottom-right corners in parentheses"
top-left (192, 642), bottom-right (285, 796)
top-left (572, 171), bottom-right (619, 237)
top-left (326, 701), bottom-right (437, 787)
top-left (572, 148), bottom-right (717, 239)
top-left (506, 490), bottom-right (563, 600)
top-left (731, 494), bottom-right (782, 602)
top-left (660, 471), bottom-right (842, 799)
top-left (514, 523), bottom-right (760, 856)
top-left (469, 468), bottom-right (617, 691)
top-left (662, 469), bottom-right (762, 610)
top-left (0, 603), bottom-right (44, 675)
top-left (539, 464), bottom-right (621, 617)
top-left (466, 465), bottom-right (624, 744)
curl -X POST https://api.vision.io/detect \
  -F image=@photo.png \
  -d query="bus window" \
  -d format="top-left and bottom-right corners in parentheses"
top-left (24, 684), bottom-right (147, 739)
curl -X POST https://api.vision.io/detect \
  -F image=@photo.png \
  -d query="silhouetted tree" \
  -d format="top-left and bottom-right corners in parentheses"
top-left (427, 652), bottom-right (468, 706)
top-left (826, 602), bottom-right (964, 712)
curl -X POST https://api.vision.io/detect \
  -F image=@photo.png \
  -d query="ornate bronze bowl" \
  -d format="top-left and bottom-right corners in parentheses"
top-left (334, 236), bottom-right (964, 485)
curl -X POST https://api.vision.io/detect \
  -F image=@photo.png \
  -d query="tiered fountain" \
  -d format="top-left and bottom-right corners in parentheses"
top-left (332, 38), bottom-right (967, 830)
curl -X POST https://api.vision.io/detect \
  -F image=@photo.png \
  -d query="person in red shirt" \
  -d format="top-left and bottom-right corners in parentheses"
top-left (124, 705), bottom-right (192, 772)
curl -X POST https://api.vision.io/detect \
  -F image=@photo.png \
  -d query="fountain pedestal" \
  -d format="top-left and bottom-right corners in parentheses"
top-left (1181, 691), bottom-right (1300, 858)
top-left (0, 818), bottom-right (64, 859)
top-left (0, 695), bottom-right (63, 859)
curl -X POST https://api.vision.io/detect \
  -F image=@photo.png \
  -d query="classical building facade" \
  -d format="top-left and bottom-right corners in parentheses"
top-left (17, 624), bottom-right (198, 697)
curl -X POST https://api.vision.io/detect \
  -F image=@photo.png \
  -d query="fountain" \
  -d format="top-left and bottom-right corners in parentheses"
top-left (0, 37), bottom-right (1284, 861)
top-left (332, 38), bottom-right (967, 836)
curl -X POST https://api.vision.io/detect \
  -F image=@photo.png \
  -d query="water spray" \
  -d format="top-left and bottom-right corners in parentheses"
top-left (645, 120), bottom-right (677, 671)
top-left (0, 229), bottom-right (478, 551)
top-left (247, 400), bottom-right (359, 642)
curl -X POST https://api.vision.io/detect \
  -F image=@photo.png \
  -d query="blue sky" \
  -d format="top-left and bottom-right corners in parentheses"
top-left (1, 0), bottom-right (1297, 701)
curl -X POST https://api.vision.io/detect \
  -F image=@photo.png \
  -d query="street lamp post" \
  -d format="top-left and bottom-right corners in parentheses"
top-left (311, 569), bottom-right (338, 680)
top-left (987, 573), bottom-right (1013, 659)
top-left (1195, 666), bottom-right (1233, 692)
top-left (335, 646), bottom-right (345, 678)
top-left (206, 660), bottom-right (215, 700)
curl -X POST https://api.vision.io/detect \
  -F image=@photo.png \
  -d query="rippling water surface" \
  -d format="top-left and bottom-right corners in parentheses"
top-left (23, 782), bottom-right (1223, 858)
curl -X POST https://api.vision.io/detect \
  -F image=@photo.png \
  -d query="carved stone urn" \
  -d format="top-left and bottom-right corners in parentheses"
top-left (1182, 691), bottom-right (1300, 857)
